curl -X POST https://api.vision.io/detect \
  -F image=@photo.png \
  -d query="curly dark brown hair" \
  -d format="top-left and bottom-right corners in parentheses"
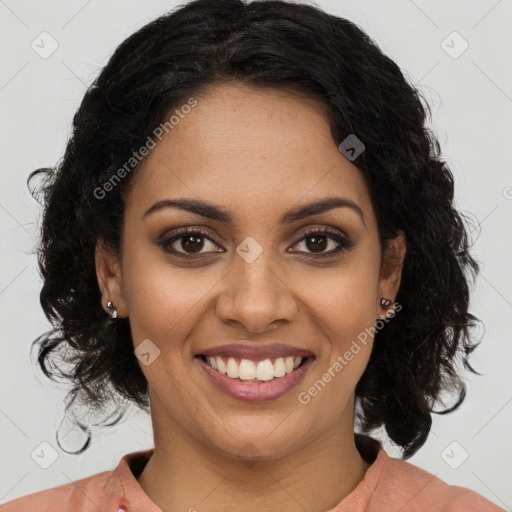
top-left (28, 0), bottom-right (482, 459)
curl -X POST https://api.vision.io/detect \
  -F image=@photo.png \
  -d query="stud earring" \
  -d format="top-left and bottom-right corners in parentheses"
top-left (378, 297), bottom-right (394, 319)
top-left (106, 301), bottom-right (118, 319)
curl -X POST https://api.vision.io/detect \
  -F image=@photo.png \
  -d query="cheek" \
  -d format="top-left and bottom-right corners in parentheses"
top-left (303, 264), bottom-right (378, 329)
top-left (299, 263), bottom-right (377, 368)
top-left (329, 289), bottom-right (376, 349)
top-left (296, 279), bottom-right (376, 421)
top-left (120, 244), bottom-right (219, 346)
top-left (325, 307), bottom-right (375, 386)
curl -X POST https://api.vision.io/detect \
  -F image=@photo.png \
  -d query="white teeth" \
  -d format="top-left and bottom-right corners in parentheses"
top-left (239, 359), bottom-right (256, 380)
top-left (216, 357), bottom-right (227, 375)
top-left (256, 359), bottom-right (274, 381)
top-left (226, 357), bottom-right (239, 378)
top-left (204, 355), bottom-right (306, 381)
top-left (274, 357), bottom-right (286, 377)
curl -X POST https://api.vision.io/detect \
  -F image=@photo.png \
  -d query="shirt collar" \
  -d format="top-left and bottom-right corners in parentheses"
top-left (102, 435), bottom-right (386, 512)
top-left (103, 448), bottom-right (160, 512)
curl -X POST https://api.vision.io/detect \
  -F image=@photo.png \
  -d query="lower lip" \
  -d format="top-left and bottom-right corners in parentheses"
top-left (196, 355), bottom-right (315, 402)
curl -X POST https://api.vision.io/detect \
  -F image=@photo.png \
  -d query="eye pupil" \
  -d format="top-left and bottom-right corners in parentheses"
top-left (306, 235), bottom-right (327, 253)
top-left (182, 235), bottom-right (204, 253)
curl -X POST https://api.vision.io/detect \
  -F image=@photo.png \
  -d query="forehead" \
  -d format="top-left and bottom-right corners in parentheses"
top-left (124, 82), bottom-right (374, 230)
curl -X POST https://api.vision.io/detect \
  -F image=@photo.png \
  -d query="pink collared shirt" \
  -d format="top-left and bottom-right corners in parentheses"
top-left (0, 441), bottom-right (505, 511)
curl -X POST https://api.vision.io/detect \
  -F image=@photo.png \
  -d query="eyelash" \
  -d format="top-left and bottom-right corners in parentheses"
top-left (158, 226), bottom-right (353, 259)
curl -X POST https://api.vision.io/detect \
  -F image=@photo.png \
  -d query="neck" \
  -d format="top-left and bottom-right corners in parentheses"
top-left (137, 399), bottom-right (372, 512)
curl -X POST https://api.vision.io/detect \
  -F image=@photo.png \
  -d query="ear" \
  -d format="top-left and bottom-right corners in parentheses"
top-left (377, 230), bottom-right (406, 319)
top-left (95, 237), bottom-right (128, 318)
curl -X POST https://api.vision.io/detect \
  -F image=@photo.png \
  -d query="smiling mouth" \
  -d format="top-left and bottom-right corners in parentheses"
top-left (196, 354), bottom-right (313, 382)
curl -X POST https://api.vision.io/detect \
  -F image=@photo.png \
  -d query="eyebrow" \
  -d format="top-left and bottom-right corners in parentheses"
top-left (142, 196), bottom-right (365, 226)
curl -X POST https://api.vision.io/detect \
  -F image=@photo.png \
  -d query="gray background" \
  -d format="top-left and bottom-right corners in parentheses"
top-left (1, 0), bottom-right (511, 508)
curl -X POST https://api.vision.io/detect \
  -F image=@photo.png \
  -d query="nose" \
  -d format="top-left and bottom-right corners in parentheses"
top-left (215, 251), bottom-right (298, 333)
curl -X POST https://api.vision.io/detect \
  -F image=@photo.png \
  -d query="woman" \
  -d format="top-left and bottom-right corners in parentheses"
top-left (2, 0), bottom-right (504, 510)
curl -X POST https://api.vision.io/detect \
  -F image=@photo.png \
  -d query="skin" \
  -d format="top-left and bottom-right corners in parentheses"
top-left (95, 81), bottom-right (406, 512)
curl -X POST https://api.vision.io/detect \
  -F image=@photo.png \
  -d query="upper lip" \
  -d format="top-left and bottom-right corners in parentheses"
top-left (196, 343), bottom-right (315, 360)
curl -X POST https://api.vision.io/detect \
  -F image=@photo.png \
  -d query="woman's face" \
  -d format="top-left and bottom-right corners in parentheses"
top-left (96, 82), bottom-right (405, 460)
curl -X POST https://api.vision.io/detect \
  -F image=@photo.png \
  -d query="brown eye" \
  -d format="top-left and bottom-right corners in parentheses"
top-left (159, 229), bottom-right (224, 257)
top-left (303, 234), bottom-right (329, 253)
top-left (177, 234), bottom-right (207, 253)
top-left (290, 229), bottom-right (353, 258)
